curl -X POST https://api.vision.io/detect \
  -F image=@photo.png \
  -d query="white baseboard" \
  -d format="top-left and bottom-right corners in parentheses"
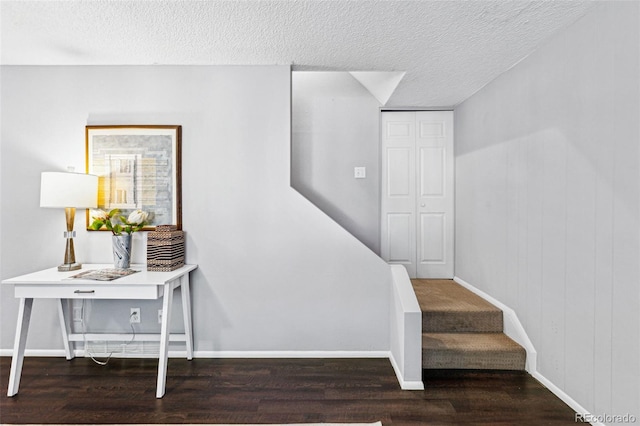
top-left (389, 352), bottom-right (424, 390)
top-left (453, 276), bottom-right (537, 372)
top-left (533, 371), bottom-right (605, 426)
top-left (452, 276), bottom-right (602, 426)
top-left (0, 349), bottom-right (390, 359)
top-left (2, 348), bottom-right (412, 390)
top-left (0, 348), bottom-right (189, 358)
top-left (192, 350), bottom-right (390, 359)
top-left (0, 349), bottom-right (68, 357)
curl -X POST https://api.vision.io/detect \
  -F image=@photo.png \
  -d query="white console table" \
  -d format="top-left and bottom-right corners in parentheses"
top-left (2, 263), bottom-right (198, 398)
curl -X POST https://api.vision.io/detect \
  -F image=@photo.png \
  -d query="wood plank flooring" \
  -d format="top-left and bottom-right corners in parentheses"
top-left (0, 357), bottom-right (582, 425)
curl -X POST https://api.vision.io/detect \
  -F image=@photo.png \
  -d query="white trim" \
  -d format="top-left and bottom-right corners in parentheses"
top-left (0, 349), bottom-right (391, 359)
top-left (0, 349), bottom-right (67, 357)
top-left (533, 372), bottom-right (605, 426)
top-left (0, 349), bottom-right (190, 358)
top-left (380, 107), bottom-right (454, 112)
top-left (453, 276), bottom-right (537, 372)
top-left (192, 350), bottom-right (390, 359)
top-left (1, 347), bottom-right (420, 391)
top-left (389, 352), bottom-right (424, 390)
top-left (388, 265), bottom-right (424, 390)
top-left (452, 276), bottom-right (603, 426)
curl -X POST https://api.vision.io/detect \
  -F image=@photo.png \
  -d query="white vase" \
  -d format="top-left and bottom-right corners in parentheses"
top-left (112, 234), bottom-right (132, 269)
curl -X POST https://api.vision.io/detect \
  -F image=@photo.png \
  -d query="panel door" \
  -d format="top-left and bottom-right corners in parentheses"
top-left (380, 112), bottom-right (417, 277)
top-left (415, 111), bottom-right (454, 278)
top-left (381, 111), bottom-right (454, 278)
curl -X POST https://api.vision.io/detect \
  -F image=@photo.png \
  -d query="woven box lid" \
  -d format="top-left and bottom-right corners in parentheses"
top-left (148, 232), bottom-right (185, 243)
top-left (155, 225), bottom-right (178, 232)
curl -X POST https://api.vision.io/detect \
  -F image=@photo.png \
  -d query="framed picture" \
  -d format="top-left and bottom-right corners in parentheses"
top-left (86, 125), bottom-right (182, 230)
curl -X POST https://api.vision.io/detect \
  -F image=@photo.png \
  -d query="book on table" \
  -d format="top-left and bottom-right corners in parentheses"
top-left (67, 268), bottom-right (139, 281)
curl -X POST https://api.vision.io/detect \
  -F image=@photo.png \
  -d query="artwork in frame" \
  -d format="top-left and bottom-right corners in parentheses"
top-left (86, 125), bottom-right (182, 231)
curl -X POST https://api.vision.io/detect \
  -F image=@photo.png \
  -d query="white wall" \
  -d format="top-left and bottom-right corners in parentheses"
top-left (455, 2), bottom-right (639, 422)
top-left (0, 65), bottom-right (391, 355)
top-left (292, 72), bottom-right (382, 253)
top-left (389, 265), bottom-right (422, 390)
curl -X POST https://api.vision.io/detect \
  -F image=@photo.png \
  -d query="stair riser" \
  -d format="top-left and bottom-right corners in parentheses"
top-left (423, 312), bottom-right (503, 333)
top-left (423, 349), bottom-right (526, 370)
top-left (414, 280), bottom-right (527, 372)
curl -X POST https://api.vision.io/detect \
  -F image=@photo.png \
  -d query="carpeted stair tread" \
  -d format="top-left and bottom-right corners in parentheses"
top-left (422, 333), bottom-right (526, 370)
top-left (412, 279), bottom-right (527, 371)
top-left (412, 279), bottom-right (502, 313)
top-left (412, 279), bottom-right (503, 333)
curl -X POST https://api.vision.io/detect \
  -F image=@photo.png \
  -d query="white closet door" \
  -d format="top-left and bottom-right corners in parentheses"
top-left (415, 111), bottom-right (454, 278)
top-left (381, 112), bottom-right (417, 277)
top-left (381, 111), bottom-right (454, 278)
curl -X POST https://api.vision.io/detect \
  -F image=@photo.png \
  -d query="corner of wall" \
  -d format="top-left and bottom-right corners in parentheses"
top-left (389, 264), bottom-right (423, 390)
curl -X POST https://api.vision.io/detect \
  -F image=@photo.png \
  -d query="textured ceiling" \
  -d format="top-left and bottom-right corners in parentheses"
top-left (1, 0), bottom-right (596, 107)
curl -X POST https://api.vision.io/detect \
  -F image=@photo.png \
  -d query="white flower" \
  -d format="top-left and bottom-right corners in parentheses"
top-left (127, 209), bottom-right (148, 225)
top-left (90, 209), bottom-right (109, 221)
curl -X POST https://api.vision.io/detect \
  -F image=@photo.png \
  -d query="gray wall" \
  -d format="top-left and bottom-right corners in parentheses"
top-left (292, 72), bottom-right (381, 253)
top-left (455, 2), bottom-right (639, 420)
top-left (0, 65), bottom-right (391, 354)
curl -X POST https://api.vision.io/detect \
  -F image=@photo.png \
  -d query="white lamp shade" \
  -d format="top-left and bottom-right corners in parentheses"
top-left (40, 172), bottom-right (98, 208)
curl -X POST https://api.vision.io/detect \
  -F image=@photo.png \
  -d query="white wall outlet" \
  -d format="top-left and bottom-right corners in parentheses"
top-left (354, 166), bottom-right (366, 179)
top-left (73, 307), bottom-right (83, 322)
top-left (158, 309), bottom-right (163, 324)
top-left (130, 308), bottom-right (141, 324)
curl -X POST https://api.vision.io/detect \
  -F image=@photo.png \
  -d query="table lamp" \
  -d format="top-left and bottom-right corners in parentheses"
top-left (40, 171), bottom-right (98, 271)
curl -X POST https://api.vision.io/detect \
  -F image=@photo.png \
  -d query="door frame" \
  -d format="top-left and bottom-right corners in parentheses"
top-left (379, 109), bottom-right (455, 278)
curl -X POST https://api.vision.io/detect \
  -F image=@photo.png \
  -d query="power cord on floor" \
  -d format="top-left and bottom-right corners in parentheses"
top-left (80, 299), bottom-right (137, 366)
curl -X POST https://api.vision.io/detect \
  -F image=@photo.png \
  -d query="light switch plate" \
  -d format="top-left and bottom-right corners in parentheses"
top-left (354, 167), bottom-right (366, 179)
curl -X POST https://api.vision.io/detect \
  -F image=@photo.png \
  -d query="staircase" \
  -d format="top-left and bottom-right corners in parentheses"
top-left (412, 279), bottom-right (526, 371)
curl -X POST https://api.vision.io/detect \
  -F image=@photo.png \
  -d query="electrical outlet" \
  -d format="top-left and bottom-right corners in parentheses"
top-left (130, 308), bottom-right (141, 324)
top-left (158, 309), bottom-right (163, 324)
top-left (73, 307), bottom-right (83, 322)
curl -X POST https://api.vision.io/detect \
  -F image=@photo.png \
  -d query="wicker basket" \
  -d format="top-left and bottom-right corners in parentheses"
top-left (146, 226), bottom-right (185, 271)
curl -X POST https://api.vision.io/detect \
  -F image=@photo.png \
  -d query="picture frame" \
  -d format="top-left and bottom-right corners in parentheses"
top-left (86, 125), bottom-right (182, 231)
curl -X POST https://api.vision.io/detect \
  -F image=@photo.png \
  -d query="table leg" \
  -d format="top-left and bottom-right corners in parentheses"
top-left (180, 275), bottom-right (194, 360)
top-left (57, 299), bottom-right (74, 360)
top-left (7, 298), bottom-right (33, 397)
top-left (156, 282), bottom-right (174, 398)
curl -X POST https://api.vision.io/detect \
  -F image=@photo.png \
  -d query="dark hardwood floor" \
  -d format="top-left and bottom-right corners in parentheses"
top-left (1, 357), bottom-right (581, 425)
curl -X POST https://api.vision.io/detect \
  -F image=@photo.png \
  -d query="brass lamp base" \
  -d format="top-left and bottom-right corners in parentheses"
top-left (60, 207), bottom-right (82, 272)
top-left (58, 262), bottom-right (82, 272)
